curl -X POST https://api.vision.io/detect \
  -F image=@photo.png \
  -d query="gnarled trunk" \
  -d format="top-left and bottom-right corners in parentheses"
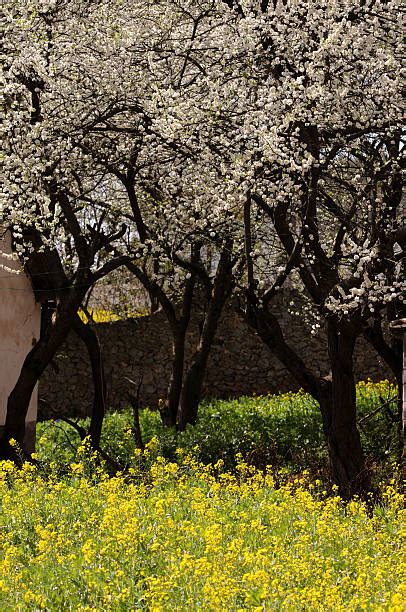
top-left (177, 253), bottom-right (232, 430)
top-left (0, 291), bottom-right (86, 460)
top-left (244, 303), bottom-right (371, 498)
top-left (326, 321), bottom-right (370, 498)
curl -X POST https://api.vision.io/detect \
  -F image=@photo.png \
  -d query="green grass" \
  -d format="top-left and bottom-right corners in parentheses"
top-left (36, 380), bottom-right (400, 483)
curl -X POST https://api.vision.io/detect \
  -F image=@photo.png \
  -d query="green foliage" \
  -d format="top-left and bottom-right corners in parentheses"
top-left (37, 380), bottom-right (399, 482)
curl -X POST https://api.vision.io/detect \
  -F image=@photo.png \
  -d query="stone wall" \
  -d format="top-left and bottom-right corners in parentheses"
top-left (39, 292), bottom-right (392, 419)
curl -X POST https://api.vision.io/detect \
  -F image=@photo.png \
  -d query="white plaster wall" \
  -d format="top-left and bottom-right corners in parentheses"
top-left (0, 230), bottom-right (41, 435)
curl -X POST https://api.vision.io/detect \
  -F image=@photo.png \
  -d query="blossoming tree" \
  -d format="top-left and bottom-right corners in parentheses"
top-left (2, 0), bottom-right (403, 497)
top-left (2, 0), bottom-right (154, 454)
top-left (2, 0), bottom-right (239, 450)
top-left (197, 0), bottom-right (404, 496)
top-left (153, 0), bottom-right (404, 494)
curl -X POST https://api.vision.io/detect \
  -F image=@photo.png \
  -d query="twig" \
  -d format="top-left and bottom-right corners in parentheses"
top-left (59, 417), bottom-right (125, 474)
top-left (358, 394), bottom-right (398, 426)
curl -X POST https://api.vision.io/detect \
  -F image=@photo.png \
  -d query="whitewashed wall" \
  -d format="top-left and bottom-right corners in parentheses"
top-left (0, 229), bottom-right (41, 451)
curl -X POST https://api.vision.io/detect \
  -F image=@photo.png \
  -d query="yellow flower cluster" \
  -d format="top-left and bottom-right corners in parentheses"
top-left (0, 448), bottom-right (404, 610)
top-left (77, 308), bottom-right (149, 324)
top-left (357, 378), bottom-right (394, 395)
top-left (77, 308), bottom-right (120, 324)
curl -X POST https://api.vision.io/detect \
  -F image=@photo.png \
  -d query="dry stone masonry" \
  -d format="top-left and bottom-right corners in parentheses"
top-left (39, 293), bottom-right (392, 419)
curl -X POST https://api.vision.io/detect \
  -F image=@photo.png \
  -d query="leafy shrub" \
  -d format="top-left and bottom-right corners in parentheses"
top-left (37, 381), bottom-right (399, 482)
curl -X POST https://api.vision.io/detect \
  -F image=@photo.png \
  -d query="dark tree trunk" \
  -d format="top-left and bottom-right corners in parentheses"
top-left (177, 350), bottom-right (207, 430)
top-left (73, 315), bottom-right (106, 448)
top-left (1, 314), bottom-right (71, 458)
top-left (0, 291), bottom-right (86, 460)
top-left (326, 321), bottom-right (371, 498)
top-left (161, 326), bottom-right (187, 427)
top-left (159, 264), bottom-right (196, 428)
top-left (126, 376), bottom-right (144, 451)
top-left (177, 252), bottom-right (233, 430)
top-left (244, 303), bottom-right (371, 498)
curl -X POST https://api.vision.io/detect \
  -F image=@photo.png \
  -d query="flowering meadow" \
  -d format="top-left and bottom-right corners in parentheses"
top-left (1, 381), bottom-right (404, 610)
top-left (0, 451), bottom-right (404, 610)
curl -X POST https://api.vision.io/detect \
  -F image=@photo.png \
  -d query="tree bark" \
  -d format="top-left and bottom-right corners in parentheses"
top-left (0, 291), bottom-right (86, 460)
top-left (177, 252), bottom-right (233, 430)
top-left (244, 302), bottom-right (371, 498)
top-left (326, 320), bottom-right (371, 498)
top-left (161, 326), bottom-right (188, 427)
top-left (177, 350), bottom-right (207, 430)
top-left (73, 315), bottom-right (106, 448)
top-left (159, 264), bottom-right (196, 427)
